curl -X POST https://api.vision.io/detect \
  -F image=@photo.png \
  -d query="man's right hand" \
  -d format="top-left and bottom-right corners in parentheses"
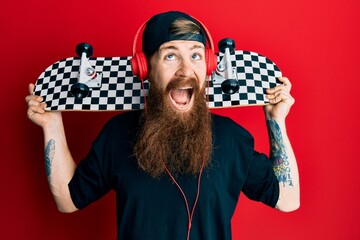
top-left (25, 83), bottom-right (62, 129)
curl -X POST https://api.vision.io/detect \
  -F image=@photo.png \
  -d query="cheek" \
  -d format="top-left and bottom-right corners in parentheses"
top-left (156, 74), bottom-right (169, 91)
top-left (149, 69), bottom-right (170, 91)
top-left (197, 64), bottom-right (207, 84)
top-left (155, 67), bottom-right (175, 90)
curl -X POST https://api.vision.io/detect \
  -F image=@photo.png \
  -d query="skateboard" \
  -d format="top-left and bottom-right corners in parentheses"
top-left (34, 38), bottom-right (282, 111)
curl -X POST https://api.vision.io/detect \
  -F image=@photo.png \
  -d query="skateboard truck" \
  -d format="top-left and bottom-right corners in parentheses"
top-left (211, 38), bottom-right (240, 95)
top-left (70, 43), bottom-right (102, 98)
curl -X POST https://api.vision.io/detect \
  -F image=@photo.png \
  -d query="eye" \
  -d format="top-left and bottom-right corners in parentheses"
top-left (165, 54), bottom-right (177, 61)
top-left (191, 53), bottom-right (201, 60)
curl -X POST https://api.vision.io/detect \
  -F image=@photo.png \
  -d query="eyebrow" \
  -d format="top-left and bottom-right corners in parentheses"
top-left (159, 43), bottom-right (205, 52)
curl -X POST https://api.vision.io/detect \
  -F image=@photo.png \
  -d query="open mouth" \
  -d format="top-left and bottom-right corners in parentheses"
top-left (169, 87), bottom-right (194, 112)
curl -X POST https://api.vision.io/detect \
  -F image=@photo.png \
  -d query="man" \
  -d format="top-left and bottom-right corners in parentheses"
top-left (26, 11), bottom-right (299, 240)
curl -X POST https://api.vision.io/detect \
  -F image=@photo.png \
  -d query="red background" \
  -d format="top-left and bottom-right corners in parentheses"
top-left (1, 0), bottom-right (359, 239)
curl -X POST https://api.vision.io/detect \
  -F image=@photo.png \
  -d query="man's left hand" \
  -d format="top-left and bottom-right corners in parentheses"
top-left (264, 77), bottom-right (295, 120)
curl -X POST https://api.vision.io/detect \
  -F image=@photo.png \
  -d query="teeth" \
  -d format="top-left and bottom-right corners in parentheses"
top-left (175, 102), bottom-right (189, 108)
top-left (169, 87), bottom-right (194, 111)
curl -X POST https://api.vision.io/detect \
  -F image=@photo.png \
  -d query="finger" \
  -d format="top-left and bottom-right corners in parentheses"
top-left (277, 77), bottom-right (292, 92)
top-left (25, 94), bottom-right (43, 105)
top-left (26, 96), bottom-right (43, 106)
top-left (266, 77), bottom-right (292, 94)
top-left (266, 89), bottom-right (292, 104)
top-left (26, 92), bottom-right (46, 108)
top-left (29, 101), bottom-right (46, 111)
top-left (27, 103), bottom-right (46, 115)
top-left (29, 83), bottom-right (35, 95)
top-left (266, 94), bottom-right (279, 104)
top-left (266, 83), bottom-right (288, 95)
top-left (27, 109), bottom-right (35, 119)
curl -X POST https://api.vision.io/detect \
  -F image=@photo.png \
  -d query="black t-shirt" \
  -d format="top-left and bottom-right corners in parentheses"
top-left (69, 111), bottom-right (279, 240)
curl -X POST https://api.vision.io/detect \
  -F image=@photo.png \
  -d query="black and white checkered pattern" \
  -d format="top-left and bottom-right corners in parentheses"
top-left (34, 51), bottom-right (281, 111)
top-left (34, 57), bottom-right (149, 111)
top-left (207, 50), bottom-right (282, 108)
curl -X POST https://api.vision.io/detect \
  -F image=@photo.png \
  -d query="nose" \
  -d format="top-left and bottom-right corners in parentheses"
top-left (175, 59), bottom-right (194, 78)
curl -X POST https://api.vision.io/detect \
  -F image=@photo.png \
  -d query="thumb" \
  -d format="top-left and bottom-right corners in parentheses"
top-left (28, 83), bottom-right (35, 95)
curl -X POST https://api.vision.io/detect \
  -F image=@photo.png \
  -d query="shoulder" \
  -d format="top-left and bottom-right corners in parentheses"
top-left (209, 114), bottom-right (257, 180)
top-left (211, 113), bottom-right (253, 141)
top-left (104, 110), bottom-right (141, 129)
top-left (95, 110), bottom-right (142, 143)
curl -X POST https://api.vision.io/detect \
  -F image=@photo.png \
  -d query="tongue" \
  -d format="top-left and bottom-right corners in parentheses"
top-left (170, 89), bottom-right (189, 104)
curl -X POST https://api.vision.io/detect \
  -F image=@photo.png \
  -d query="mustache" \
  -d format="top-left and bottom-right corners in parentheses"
top-left (165, 77), bottom-right (199, 93)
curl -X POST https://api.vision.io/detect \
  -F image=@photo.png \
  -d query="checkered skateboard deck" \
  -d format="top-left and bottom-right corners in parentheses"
top-left (34, 44), bottom-right (282, 111)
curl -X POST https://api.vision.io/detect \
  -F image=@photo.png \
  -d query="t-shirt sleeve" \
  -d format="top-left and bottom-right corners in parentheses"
top-left (68, 111), bottom-right (139, 210)
top-left (213, 114), bottom-right (279, 208)
top-left (242, 151), bottom-right (279, 208)
top-left (68, 145), bottom-right (112, 210)
top-left (67, 115), bottom-right (120, 210)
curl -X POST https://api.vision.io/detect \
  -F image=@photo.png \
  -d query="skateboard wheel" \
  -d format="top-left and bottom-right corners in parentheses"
top-left (76, 43), bottom-right (93, 58)
top-left (218, 38), bottom-right (235, 54)
top-left (70, 82), bottom-right (90, 98)
top-left (221, 79), bottom-right (239, 95)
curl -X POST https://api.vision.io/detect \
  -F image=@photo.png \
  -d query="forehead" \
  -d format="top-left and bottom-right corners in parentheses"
top-left (158, 40), bottom-right (205, 52)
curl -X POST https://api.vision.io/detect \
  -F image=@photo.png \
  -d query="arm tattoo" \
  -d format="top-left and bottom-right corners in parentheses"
top-left (45, 139), bottom-right (55, 183)
top-left (267, 119), bottom-right (293, 187)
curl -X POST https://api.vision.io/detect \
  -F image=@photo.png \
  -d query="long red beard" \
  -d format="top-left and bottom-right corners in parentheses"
top-left (134, 77), bottom-right (212, 178)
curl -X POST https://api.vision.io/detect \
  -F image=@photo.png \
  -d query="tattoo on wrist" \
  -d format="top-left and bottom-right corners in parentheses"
top-left (267, 119), bottom-right (293, 187)
top-left (45, 139), bottom-right (55, 183)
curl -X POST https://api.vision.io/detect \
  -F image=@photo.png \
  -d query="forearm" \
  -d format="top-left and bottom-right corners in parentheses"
top-left (43, 117), bottom-right (78, 213)
top-left (267, 117), bottom-right (300, 212)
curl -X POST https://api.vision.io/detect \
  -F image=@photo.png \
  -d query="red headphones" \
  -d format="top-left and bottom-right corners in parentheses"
top-left (130, 17), bottom-right (218, 81)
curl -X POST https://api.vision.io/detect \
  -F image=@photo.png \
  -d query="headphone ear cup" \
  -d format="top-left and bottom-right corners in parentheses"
top-left (205, 49), bottom-right (218, 76)
top-left (131, 52), bottom-right (148, 81)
